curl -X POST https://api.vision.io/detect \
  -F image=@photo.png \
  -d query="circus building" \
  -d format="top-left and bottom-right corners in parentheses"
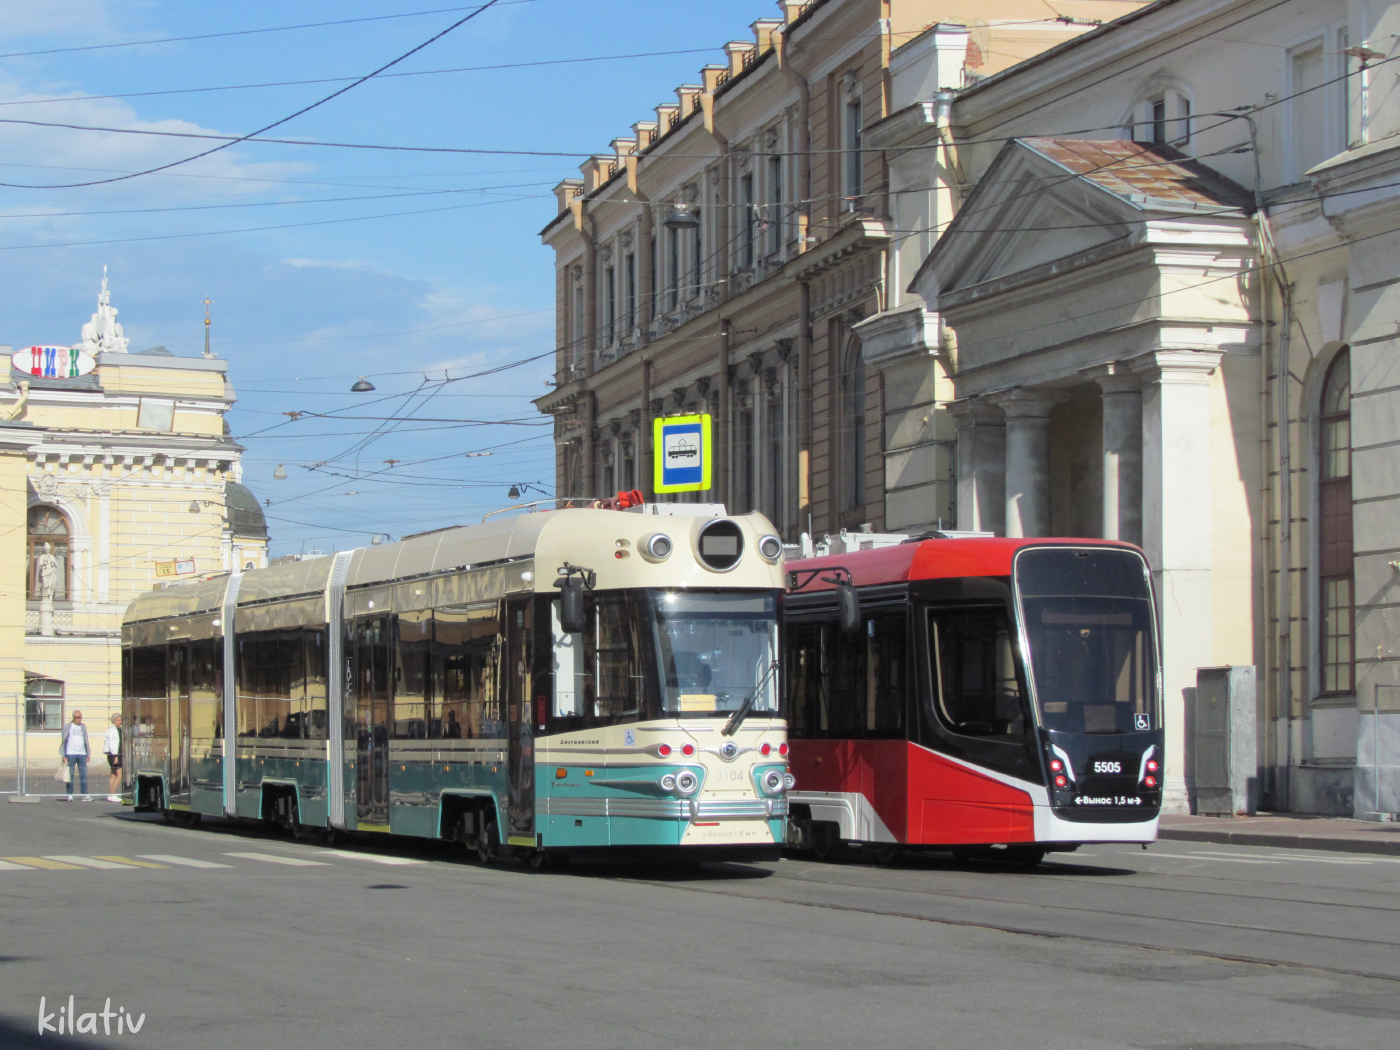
top-left (0, 275), bottom-right (267, 779)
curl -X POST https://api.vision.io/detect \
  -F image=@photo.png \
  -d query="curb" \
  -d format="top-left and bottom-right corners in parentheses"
top-left (1159, 827), bottom-right (1400, 857)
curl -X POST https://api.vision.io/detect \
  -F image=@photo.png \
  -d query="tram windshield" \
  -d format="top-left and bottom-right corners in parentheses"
top-left (1015, 547), bottom-right (1159, 735)
top-left (649, 591), bottom-right (780, 717)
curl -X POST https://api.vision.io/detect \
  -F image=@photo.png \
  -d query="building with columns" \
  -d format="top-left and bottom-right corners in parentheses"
top-left (0, 276), bottom-right (267, 782)
top-left (535, 0), bottom-right (1145, 536)
top-left (857, 0), bottom-right (1400, 815)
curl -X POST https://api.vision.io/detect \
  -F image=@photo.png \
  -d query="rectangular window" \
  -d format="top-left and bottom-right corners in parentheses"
top-left (741, 174), bottom-right (755, 269)
top-left (604, 266), bottom-right (616, 346)
top-left (786, 612), bottom-right (905, 739)
top-left (1151, 98), bottom-right (1167, 144)
top-left (690, 209), bottom-right (703, 299)
top-left (25, 677), bottom-right (64, 731)
top-left (767, 153), bottom-right (783, 256)
top-left (571, 281), bottom-right (585, 368)
top-left (667, 228), bottom-right (679, 310)
top-left (624, 252), bottom-right (636, 332)
top-left (845, 98), bottom-right (863, 202)
top-left (394, 612), bottom-right (431, 739)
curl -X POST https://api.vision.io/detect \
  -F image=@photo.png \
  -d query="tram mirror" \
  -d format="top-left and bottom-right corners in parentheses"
top-left (558, 577), bottom-right (587, 635)
top-left (837, 582), bottom-right (861, 635)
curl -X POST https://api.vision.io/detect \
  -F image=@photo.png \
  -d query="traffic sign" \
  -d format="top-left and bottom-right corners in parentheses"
top-left (653, 413), bottom-right (712, 493)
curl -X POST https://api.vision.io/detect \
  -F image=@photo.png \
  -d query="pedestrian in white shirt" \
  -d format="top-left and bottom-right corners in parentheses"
top-left (103, 713), bottom-right (123, 803)
top-left (60, 710), bottom-right (91, 801)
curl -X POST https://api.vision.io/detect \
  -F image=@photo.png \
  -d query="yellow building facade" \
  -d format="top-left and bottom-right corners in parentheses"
top-left (0, 277), bottom-right (267, 786)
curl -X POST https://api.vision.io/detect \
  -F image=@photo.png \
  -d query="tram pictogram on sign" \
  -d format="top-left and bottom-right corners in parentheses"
top-left (653, 414), bottom-right (712, 493)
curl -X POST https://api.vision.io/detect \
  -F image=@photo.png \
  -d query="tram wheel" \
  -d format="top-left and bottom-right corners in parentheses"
top-left (525, 849), bottom-right (549, 871)
top-left (811, 823), bottom-right (843, 861)
top-left (870, 843), bottom-right (899, 867)
top-left (475, 817), bottom-right (499, 866)
top-left (163, 809), bottom-right (201, 828)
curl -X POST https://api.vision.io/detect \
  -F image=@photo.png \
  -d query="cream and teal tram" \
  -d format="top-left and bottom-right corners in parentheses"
top-left (121, 506), bottom-right (791, 863)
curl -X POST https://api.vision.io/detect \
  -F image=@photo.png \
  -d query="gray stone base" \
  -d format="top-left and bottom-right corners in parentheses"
top-left (1288, 765), bottom-right (1355, 815)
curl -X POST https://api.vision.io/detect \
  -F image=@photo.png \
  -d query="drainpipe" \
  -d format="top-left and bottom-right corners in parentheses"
top-left (719, 319), bottom-right (732, 507)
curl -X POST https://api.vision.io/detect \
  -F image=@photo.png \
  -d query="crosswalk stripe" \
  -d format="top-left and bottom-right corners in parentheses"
top-left (44, 856), bottom-right (138, 870)
top-left (223, 852), bottom-right (329, 867)
top-left (137, 854), bottom-right (231, 869)
top-left (318, 849), bottom-right (425, 866)
top-left (92, 856), bottom-right (167, 869)
top-left (0, 859), bottom-right (35, 870)
top-left (3, 856), bottom-right (84, 870)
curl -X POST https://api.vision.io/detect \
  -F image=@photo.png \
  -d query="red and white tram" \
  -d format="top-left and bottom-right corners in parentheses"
top-left (783, 537), bottom-right (1163, 866)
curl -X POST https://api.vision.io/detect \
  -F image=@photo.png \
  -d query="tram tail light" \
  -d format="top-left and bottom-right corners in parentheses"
top-left (1145, 759), bottom-right (1159, 773)
top-left (1143, 775), bottom-right (1158, 789)
top-left (1054, 774), bottom-right (1068, 788)
top-left (778, 742), bottom-right (788, 757)
top-left (1049, 759), bottom-right (1063, 773)
top-left (680, 743), bottom-right (696, 757)
top-left (759, 742), bottom-right (772, 757)
top-left (657, 743), bottom-right (672, 758)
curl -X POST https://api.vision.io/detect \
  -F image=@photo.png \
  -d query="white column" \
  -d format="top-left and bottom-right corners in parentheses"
top-left (1133, 349), bottom-right (1222, 814)
top-left (1092, 367), bottom-right (1143, 545)
top-left (995, 389), bottom-right (1059, 538)
top-left (948, 399), bottom-right (1005, 535)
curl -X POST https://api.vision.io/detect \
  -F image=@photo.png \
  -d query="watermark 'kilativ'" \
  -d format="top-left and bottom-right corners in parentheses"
top-left (37, 996), bottom-right (145, 1036)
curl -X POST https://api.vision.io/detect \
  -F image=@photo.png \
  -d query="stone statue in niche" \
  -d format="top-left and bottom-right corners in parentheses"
top-left (36, 542), bottom-right (60, 601)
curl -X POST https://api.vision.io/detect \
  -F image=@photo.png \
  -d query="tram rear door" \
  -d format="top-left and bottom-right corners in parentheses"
top-left (352, 617), bottom-right (391, 830)
top-left (503, 597), bottom-right (535, 847)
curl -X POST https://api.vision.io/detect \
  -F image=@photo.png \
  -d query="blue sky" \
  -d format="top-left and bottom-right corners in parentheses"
top-left (0, 0), bottom-right (765, 554)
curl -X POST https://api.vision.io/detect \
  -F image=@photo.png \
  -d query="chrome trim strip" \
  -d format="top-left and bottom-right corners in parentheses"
top-left (221, 572), bottom-right (243, 819)
top-left (542, 796), bottom-right (785, 820)
top-left (326, 550), bottom-right (353, 830)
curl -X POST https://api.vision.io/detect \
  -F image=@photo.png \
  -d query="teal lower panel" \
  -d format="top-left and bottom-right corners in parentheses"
top-left (767, 818), bottom-right (786, 844)
top-left (389, 805), bottom-right (436, 839)
top-left (540, 815), bottom-right (611, 847)
top-left (606, 816), bottom-right (686, 847)
top-left (191, 786), bottom-right (223, 816)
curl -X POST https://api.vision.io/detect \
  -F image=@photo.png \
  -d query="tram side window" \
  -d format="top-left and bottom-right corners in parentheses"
top-left (189, 637), bottom-right (221, 741)
top-left (432, 607), bottom-right (502, 740)
top-left (786, 613), bottom-right (906, 739)
top-left (236, 628), bottom-right (327, 740)
top-left (127, 645), bottom-right (169, 740)
top-left (302, 630), bottom-right (327, 740)
top-left (927, 607), bottom-right (1027, 737)
top-left (592, 594), bottom-right (640, 720)
top-left (394, 612), bottom-right (432, 739)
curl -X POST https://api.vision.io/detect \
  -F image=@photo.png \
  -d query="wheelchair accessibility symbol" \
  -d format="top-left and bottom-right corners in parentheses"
top-left (1134, 713), bottom-right (1150, 731)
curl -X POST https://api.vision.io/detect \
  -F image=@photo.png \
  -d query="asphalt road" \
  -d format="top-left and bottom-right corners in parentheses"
top-left (1, 801), bottom-right (1396, 1050)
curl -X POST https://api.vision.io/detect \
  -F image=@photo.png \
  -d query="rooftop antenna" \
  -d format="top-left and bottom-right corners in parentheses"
top-left (201, 295), bottom-right (215, 358)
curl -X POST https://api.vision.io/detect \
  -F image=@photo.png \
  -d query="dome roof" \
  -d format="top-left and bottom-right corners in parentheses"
top-left (225, 480), bottom-right (268, 539)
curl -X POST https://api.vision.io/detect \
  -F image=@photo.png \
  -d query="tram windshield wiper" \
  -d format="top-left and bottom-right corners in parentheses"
top-left (721, 659), bottom-right (779, 737)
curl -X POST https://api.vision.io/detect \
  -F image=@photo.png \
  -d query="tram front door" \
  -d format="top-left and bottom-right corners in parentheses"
top-left (504, 597), bottom-right (535, 846)
top-left (353, 617), bottom-right (391, 830)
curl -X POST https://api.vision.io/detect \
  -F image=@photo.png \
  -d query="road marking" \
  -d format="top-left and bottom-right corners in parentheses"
top-left (92, 856), bottom-right (168, 868)
top-left (137, 854), bottom-right (232, 869)
top-left (1188, 850), bottom-right (1374, 866)
top-left (223, 852), bottom-right (329, 867)
top-left (0, 859), bottom-right (36, 870)
top-left (318, 849), bottom-right (426, 866)
top-left (2, 856), bottom-right (84, 870)
top-left (44, 856), bottom-right (138, 870)
top-left (1144, 852), bottom-right (1283, 864)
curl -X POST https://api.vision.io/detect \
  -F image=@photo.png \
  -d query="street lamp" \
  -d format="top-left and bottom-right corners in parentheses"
top-left (350, 376), bottom-right (375, 392)
top-left (662, 201), bottom-right (699, 231)
top-left (273, 464), bottom-right (287, 480)
top-left (188, 499), bottom-right (219, 514)
top-left (508, 485), bottom-right (521, 499)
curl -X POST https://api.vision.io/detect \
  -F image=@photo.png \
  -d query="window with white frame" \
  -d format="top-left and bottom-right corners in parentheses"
top-left (844, 90), bottom-right (864, 205)
top-left (1287, 28), bottom-right (1349, 181)
top-left (1129, 86), bottom-right (1192, 147)
top-left (624, 251), bottom-right (636, 333)
top-left (603, 264), bottom-right (616, 346)
top-left (767, 152), bottom-right (784, 256)
top-left (25, 677), bottom-right (64, 731)
top-left (740, 172), bottom-right (756, 269)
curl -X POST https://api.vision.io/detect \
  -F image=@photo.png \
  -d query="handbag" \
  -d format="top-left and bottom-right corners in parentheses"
top-left (54, 759), bottom-right (70, 784)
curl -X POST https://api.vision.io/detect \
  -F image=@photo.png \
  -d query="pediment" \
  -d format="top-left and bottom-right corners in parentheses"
top-left (913, 140), bottom-right (1140, 306)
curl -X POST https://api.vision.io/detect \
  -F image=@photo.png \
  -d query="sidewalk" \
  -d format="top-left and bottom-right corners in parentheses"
top-left (1160, 812), bottom-right (1400, 856)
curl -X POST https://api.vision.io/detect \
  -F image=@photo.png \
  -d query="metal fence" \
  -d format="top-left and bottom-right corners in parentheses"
top-left (1, 694), bottom-right (124, 798)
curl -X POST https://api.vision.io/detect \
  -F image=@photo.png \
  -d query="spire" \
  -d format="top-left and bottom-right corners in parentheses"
top-left (202, 295), bottom-right (215, 358)
top-left (78, 266), bottom-right (129, 353)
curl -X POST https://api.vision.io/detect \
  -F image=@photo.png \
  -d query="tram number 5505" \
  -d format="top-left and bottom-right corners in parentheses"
top-left (1092, 760), bottom-right (1122, 774)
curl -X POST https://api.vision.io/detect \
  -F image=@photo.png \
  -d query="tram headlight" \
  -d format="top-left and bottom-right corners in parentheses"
top-left (674, 770), bottom-right (700, 796)
top-left (783, 772), bottom-right (796, 791)
top-left (761, 769), bottom-right (784, 796)
top-left (757, 534), bottom-right (783, 562)
top-left (641, 533), bottom-right (673, 562)
top-left (660, 773), bottom-right (677, 792)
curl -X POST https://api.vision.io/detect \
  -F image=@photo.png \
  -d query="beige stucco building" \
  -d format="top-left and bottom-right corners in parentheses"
top-left (855, 0), bottom-right (1400, 815)
top-left (0, 277), bottom-right (267, 786)
top-left (536, 0), bottom-right (1146, 538)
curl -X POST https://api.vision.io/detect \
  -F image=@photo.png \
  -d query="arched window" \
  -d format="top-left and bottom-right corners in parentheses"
top-left (27, 505), bottom-right (70, 601)
top-left (1318, 349), bottom-right (1353, 695)
top-left (842, 339), bottom-right (866, 512)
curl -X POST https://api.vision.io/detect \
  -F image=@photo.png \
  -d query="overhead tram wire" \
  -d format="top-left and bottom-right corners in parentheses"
top-left (0, 0), bottom-right (505, 189)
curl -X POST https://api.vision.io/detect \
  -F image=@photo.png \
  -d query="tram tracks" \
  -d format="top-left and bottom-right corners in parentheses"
top-left (618, 862), bottom-right (1400, 985)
